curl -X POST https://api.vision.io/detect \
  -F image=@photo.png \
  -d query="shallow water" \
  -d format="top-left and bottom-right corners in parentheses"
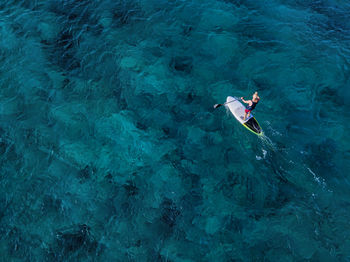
top-left (0, 0), bottom-right (349, 261)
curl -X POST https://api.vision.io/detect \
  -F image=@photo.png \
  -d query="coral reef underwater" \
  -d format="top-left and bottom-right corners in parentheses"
top-left (0, 0), bottom-right (349, 261)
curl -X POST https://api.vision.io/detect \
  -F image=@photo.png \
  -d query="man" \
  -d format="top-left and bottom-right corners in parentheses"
top-left (241, 92), bottom-right (260, 120)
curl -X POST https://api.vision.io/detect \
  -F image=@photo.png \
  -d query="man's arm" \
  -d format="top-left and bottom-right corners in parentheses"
top-left (240, 97), bottom-right (250, 104)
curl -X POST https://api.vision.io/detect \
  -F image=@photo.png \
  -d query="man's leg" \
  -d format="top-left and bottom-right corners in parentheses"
top-left (243, 110), bottom-right (250, 120)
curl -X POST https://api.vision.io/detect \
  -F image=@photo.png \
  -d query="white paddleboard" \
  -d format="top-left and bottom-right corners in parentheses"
top-left (225, 96), bottom-right (262, 135)
top-left (225, 96), bottom-right (253, 123)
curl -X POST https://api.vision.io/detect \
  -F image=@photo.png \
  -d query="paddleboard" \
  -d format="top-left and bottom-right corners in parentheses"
top-left (226, 96), bottom-right (262, 135)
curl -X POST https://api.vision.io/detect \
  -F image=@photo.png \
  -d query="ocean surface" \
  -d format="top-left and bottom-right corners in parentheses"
top-left (0, 0), bottom-right (349, 261)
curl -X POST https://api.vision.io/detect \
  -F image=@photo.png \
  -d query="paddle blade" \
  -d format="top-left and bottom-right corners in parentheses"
top-left (213, 104), bottom-right (222, 109)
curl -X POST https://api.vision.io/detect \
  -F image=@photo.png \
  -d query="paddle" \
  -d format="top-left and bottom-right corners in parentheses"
top-left (213, 96), bottom-right (241, 109)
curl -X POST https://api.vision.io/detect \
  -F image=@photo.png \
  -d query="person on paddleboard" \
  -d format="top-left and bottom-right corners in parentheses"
top-left (241, 92), bottom-right (260, 120)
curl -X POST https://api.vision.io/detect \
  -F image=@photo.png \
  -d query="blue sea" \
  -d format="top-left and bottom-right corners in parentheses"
top-left (0, 0), bottom-right (349, 261)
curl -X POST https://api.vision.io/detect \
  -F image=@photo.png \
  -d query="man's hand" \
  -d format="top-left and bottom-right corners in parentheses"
top-left (240, 97), bottom-right (243, 100)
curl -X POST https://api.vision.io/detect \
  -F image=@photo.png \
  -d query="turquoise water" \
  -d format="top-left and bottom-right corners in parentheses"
top-left (0, 0), bottom-right (349, 261)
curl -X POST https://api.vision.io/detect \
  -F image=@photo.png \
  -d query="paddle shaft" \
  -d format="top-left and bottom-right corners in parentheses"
top-left (214, 97), bottom-right (240, 109)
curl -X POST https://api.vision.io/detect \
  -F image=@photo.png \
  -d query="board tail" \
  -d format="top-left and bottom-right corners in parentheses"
top-left (244, 117), bottom-right (262, 135)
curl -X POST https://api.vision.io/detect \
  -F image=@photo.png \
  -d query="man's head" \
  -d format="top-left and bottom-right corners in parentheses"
top-left (253, 91), bottom-right (258, 98)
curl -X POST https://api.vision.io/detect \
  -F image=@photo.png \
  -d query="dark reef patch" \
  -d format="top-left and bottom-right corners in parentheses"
top-left (170, 56), bottom-right (193, 74)
top-left (53, 29), bottom-right (81, 71)
top-left (160, 198), bottom-right (181, 229)
top-left (108, 1), bottom-right (144, 28)
top-left (49, 224), bottom-right (102, 260)
top-left (78, 165), bottom-right (97, 181)
top-left (7, 227), bottom-right (27, 258)
top-left (123, 180), bottom-right (139, 197)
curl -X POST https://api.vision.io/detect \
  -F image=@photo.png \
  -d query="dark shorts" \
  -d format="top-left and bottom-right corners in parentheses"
top-left (245, 109), bottom-right (251, 113)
